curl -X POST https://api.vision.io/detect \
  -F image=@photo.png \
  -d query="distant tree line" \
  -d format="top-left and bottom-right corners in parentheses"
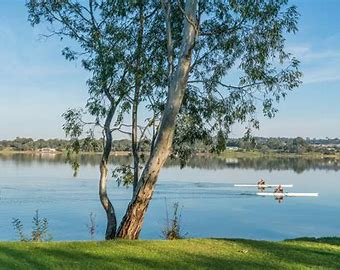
top-left (1, 151), bottom-right (340, 174)
top-left (0, 137), bottom-right (150, 153)
top-left (0, 138), bottom-right (68, 152)
top-left (1, 136), bottom-right (339, 155)
top-left (224, 137), bottom-right (340, 155)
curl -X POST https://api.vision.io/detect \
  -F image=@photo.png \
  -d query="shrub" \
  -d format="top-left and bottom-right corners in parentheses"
top-left (87, 212), bottom-right (97, 240)
top-left (162, 201), bottom-right (186, 240)
top-left (12, 210), bottom-right (52, 242)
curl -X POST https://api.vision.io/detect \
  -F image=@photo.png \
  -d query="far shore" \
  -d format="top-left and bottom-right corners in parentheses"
top-left (0, 150), bottom-right (132, 156)
top-left (0, 148), bottom-right (339, 160)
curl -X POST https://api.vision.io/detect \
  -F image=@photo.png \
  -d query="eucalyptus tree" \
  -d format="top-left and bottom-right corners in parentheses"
top-left (27, 0), bottom-right (167, 239)
top-left (27, 0), bottom-right (301, 240)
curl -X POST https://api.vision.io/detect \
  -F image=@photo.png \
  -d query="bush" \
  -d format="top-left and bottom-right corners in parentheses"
top-left (87, 212), bottom-right (97, 240)
top-left (162, 202), bottom-right (186, 240)
top-left (12, 210), bottom-right (52, 242)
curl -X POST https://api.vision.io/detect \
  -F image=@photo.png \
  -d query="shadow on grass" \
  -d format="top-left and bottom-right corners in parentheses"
top-left (0, 238), bottom-right (339, 269)
top-left (226, 238), bottom-right (340, 269)
top-left (0, 245), bottom-right (275, 270)
top-left (0, 246), bottom-right (47, 270)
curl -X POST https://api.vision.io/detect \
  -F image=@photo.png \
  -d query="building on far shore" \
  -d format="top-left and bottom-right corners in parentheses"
top-left (38, 148), bottom-right (57, 153)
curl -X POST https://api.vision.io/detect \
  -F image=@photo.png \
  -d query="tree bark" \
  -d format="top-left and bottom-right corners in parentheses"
top-left (99, 105), bottom-right (117, 240)
top-left (132, 2), bottom-right (144, 195)
top-left (117, 0), bottom-right (198, 239)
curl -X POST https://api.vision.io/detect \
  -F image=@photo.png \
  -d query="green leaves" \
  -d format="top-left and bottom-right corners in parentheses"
top-left (112, 165), bottom-right (134, 188)
top-left (28, 0), bottom-right (301, 173)
top-left (62, 109), bottom-right (84, 138)
top-left (62, 47), bottom-right (77, 61)
top-left (177, 0), bottom-right (302, 160)
top-left (12, 210), bottom-right (52, 242)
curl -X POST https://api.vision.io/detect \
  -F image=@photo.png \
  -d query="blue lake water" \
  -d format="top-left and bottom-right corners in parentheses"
top-left (0, 154), bottom-right (339, 241)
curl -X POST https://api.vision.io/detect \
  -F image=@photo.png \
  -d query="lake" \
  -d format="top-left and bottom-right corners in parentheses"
top-left (0, 153), bottom-right (339, 241)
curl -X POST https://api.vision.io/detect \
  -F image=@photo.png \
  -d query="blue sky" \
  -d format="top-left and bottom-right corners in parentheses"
top-left (0, 0), bottom-right (339, 140)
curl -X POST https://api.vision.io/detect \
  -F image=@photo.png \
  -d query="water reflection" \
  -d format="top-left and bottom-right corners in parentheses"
top-left (0, 153), bottom-right (339, 241)
top-left (1, 153), bottom-right (339, 173)
top-left (275, 196), bottom-right (284, 204)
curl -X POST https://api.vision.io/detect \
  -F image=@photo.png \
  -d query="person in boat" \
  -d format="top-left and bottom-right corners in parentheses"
top-left (257, 178), bottom-right (266, 191)
top-left (274, 184), bottom-right (284, 203)
top-left (257, 178), bottom-right (266, 186)
top-left (274, 184), bottom-right (284, 193)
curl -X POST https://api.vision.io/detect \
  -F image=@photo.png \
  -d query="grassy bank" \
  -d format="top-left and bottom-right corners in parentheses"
top-left (0, 238), bottom-right (339, 269)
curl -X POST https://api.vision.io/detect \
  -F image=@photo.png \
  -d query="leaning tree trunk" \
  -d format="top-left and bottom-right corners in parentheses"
top-left (99, 106), bottom-right (117, 240)
top-left (117, 0), bottom-right (198, 239)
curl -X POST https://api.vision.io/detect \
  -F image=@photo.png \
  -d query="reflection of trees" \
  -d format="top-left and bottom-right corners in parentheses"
top-left (228, 157), bottom-right (340, 173)
top-left (207, 156), bottom-right (340, 174)
top-left (166, 156), bottom-right (340, 173)
top-left (0, 153), bottom-right (340, 173)
top-left (0, 153), bottom-right (130, 167)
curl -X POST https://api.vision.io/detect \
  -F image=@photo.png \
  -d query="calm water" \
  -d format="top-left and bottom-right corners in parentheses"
top-left (0, 153), bottom-right (339, 241)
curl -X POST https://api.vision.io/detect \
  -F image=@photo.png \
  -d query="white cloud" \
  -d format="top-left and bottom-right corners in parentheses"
top-left (288, 44), bottom-right (340, 84)
top-left (303, 68), bottom-right (340, 84)
top-left (288, 44), bottom-right (310, 55)
top-left (289, 44), bottom-right (340, 61)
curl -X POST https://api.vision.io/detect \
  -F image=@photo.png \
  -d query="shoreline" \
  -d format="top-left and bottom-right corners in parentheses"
top-left (0, 149), bottom-right (339, 160)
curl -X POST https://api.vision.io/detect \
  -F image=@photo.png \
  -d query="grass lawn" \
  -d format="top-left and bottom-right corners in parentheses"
top-left (0, 238), bottom-right (339, 269)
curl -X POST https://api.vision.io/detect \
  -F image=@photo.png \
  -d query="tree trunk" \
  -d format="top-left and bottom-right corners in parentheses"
top-left (131, 99), bottom-right (139, 195)
top-left (132, 2), bottom-right (144, 195)
top-left (117, 0), bottom-right (198, 239)
top-left (99, 106), bottom-right (117, 240)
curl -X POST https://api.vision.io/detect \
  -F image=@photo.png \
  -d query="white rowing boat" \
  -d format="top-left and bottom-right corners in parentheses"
top-left (256, 192), bottom-right (319, 197)
top-left (234, 184), bottom-right (293, 188)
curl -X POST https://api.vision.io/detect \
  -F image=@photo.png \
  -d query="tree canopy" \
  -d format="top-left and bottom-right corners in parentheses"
top-left (27, 0), bottom-right (302, 240)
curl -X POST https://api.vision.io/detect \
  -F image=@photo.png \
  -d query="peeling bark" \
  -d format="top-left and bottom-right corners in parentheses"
top-left (117, 0), bottom-right (198, 239)
top-left (132, 2), bottom-right (145, 195)
top-left (99, 106), bottom-right (117, 240)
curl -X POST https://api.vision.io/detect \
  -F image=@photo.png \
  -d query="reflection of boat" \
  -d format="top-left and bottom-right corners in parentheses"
top-left (256, 192), bottom-right (319, 197)
top-left (234, 184), bottom-right (293, 188)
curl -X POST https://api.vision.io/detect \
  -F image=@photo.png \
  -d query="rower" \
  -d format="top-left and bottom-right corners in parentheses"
top-left (274, 184), bottom-right (284, 193)
top-left (274, 184), bottom-right (284, 203)
top-left (257, 178), bottom-right (266, 191)
top-left (257, 178), bottom-right (266, 186)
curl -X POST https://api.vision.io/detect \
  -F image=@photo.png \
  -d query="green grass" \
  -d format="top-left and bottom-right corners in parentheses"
top-left (0, 238), bottom-right (340, 269)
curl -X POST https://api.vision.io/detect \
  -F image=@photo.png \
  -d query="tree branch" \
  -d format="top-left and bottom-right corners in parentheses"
top-left (176, 0), bottom-right (199, 35)
top-left (161, 0), bottom-right (174, 81)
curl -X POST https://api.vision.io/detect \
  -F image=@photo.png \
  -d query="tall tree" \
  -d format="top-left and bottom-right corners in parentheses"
top-left (27, 0), bottom-right (301, 240)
